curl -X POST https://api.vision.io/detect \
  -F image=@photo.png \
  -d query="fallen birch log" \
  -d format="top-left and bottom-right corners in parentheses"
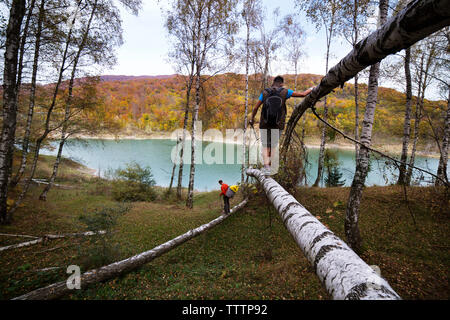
top-left (246, 169), bottom-right (400, 300)
top-left (32, 179), bottom-right (74, 189)
top-left (0, 233), bottom-right (39, 239)
top-left (0, 231), bottom-right (106, 252)
top-left (282, 0), bottom-right (450, 152)
top-left (13, 199), bottom-right (248, 300)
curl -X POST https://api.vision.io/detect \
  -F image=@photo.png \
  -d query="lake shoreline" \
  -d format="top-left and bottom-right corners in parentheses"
top-left (71, 131), bottom-right (442, 159)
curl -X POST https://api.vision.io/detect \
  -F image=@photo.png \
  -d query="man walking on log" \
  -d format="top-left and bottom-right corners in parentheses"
top-left (249, 76), bottom-right (312, 175)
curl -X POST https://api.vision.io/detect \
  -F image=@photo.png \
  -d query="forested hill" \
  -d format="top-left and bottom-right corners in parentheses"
top-left (90, 73), bottom-right (446, 141)
top-left (99, 75), bottom-right (177, 82)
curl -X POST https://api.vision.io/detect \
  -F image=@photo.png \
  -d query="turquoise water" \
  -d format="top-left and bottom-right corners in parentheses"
top-left (40, 139), bottom-right (445, 191)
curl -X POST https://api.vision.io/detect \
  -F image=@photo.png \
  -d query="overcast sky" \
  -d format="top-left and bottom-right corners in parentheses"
top-left (108, 0), bottom-right (352, 76)
top-left (106, 0), bottom-right (442, 100)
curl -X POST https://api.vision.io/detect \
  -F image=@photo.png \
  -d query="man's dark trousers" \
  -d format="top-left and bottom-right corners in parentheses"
top-left (223, 196), bottom-right (230, 214)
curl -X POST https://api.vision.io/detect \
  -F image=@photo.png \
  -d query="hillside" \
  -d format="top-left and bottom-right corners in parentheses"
top-left (89, 73), bottom-right (446, 150)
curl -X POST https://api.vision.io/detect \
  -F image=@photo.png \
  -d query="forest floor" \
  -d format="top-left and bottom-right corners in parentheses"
top-left (0, 154), bottom-right (448, 300)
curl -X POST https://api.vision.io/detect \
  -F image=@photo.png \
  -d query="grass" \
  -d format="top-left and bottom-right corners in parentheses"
top-left (0, 154), bottom-right (448, 300)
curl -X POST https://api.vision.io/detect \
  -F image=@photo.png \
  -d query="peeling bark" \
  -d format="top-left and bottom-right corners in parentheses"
top-left (13, 199), bottom-right (248, 300)
top-left (281, 0), bottom-right (450, 154)
top-left (246, 168), bottom-right (400, 300)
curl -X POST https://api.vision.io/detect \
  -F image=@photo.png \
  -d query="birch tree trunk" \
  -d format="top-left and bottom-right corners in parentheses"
top-left (246, 168), bottom-right (400, 300)
top-left (38, 135), bottom-right (68, 201)
top-left (353, 1), bottom-right (360, 158)
top-left (406, 38), bottom-right (438, 185)
top-left (0, 0), bottom-right (26, 224)
top-left (354, 74), bottom-right (360, 157)
top-left (186, 2), bottom-right (212, 209)
top-left (242, 22), bottom-right (250, 184)
top-left (7, 2), bottom-right (80, 218)
top-left (281, 0), bottom-right (450, 155)
top-left (186, 71), bottom-right (201, 209)
top-left (313, 23), bottom-right (332, 187)
top-left (406, 52), bottom-right (431, 185)
top-left (406, 96), bottom-right (422, 185)
top-left (10, 0), bottom-right (45, 189)
top-left (177, 78), bottom-right (193, 200)
top-left (13, 199), bottom-right (248, 300)
top-left (436, 90), bottom-right (450, 185)
top-left (345, 0), bottom-right (389, 253)
top-left (397, 47), bottom-right (413, 185)
top-left (39, 0), bottom-right (98, 201)
top-left (15, 0), bottom-right (36, 101)
top-left (169, 136), bottom-right (181, 192)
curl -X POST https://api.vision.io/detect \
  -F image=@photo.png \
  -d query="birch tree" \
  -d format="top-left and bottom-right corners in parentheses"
top-left (345, 0), bottom-right (389, 253)
top-left (6, 0), bottom-right (84, 218)
top-left (397, 46), bottom-right (413, 185)
top-left (296, 0), bottom-right (342, 187)
top-left (252, 7), bottom-right (281, 91)
top-left (340, 0), bottom-right (372, 157)
top-left (281, 13), bottom-right (306, 183)
top-left (165, 2), bottom-right (197, 200)
top-left (405, 36), bottom-right (439, 185)
top-left (240, 0), bottom-right (261, 184)
top-left (38, 0), bottom-right (127, 200)
top-left (9, 0), bottom-right (45, 189)
top-left (428, 29), bottom-right (449, 185)
top-left (0, 0), bottom-right (26, 224)
top-left (436, 90), bottom-right (449, 185)
top-left (281, 0), bottom-right (450, 156)
top-left (3, 0), bottom-right (141, 220)
top-left (184, 0), bottom-right (237, 209)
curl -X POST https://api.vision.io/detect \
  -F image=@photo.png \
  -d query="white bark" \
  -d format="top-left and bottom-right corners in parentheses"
top-left (246, 168), bottom-right (400, 300)
top-left (282, 0), bottom-right (450, 153)
top-left (397, 48), bottom-right (413, 185)
top-left (436, 90), bottom-right (449, 185)
top-left (0, 0), bottom-right (26, 223)
top-left (0, 233), bottom-right (39, 239)
top-left (0, 231), bottom-right (107, 252)
top-left (13, 199), bottom-right (248, 300)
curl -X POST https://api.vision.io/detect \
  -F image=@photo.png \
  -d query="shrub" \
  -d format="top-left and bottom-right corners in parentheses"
top-left (111, 162), bottom-right (157, 202)
top-left (77, 204), bottom-right (129, 270)
top-left (324, 149), bottom-right (345, 187)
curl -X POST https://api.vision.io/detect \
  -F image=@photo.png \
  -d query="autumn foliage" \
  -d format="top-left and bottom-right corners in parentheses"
top-left (85, 73), bottom-right (446, 145)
